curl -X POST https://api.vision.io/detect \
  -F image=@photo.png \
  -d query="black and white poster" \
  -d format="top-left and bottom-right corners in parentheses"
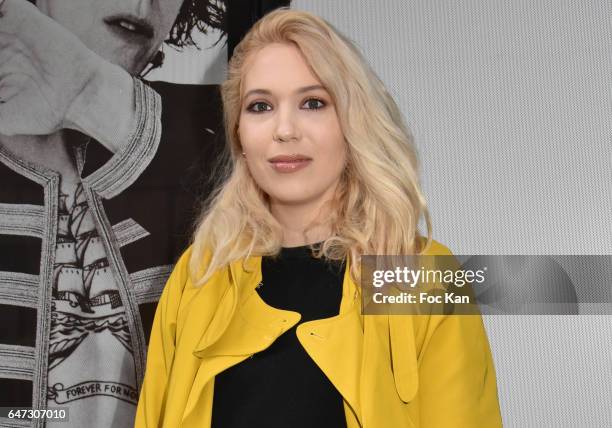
top-left (0, 0), bottom-right (285, 426)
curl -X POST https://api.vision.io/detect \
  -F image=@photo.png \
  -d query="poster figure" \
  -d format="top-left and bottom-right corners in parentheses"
top-left (0, 0), bottom-right (228, 426)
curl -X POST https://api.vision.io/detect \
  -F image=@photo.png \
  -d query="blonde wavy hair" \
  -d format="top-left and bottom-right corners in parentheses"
top-left (190, 8), bottom-right (432, 285)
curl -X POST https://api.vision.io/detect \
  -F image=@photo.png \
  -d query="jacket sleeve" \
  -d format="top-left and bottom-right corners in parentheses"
top-left (414, 240), bottom-right (503, 427)
top-left (416, 313), bottom-right (503, 427)
top-left (135, 247), bottom-right (192, 428)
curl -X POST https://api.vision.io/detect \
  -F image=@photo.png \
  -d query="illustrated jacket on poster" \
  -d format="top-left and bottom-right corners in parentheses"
top-left (0, 79), bottom-right (225, 427)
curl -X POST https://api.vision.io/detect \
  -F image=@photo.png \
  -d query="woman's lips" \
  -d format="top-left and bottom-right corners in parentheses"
top-left (268, 156), bottom-right (312, 173)
top-left (103, 15), bottom-right (155, 44)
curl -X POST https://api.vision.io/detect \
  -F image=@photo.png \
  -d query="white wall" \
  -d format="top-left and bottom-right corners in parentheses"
top-left (290, 1), bottom-right (612, 426)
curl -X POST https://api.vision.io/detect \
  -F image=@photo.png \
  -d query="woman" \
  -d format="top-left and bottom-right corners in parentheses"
top-left (135, 8), bottom-right (502, 428)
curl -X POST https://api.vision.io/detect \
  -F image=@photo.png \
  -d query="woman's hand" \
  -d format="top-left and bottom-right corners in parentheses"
top-left (0, 0), bottom-right (134, 152)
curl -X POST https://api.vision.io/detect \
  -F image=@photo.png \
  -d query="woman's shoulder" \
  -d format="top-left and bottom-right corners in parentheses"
top-left (160, 245), bottom-right (226, 319)
top-left (417, 236), bottom-right (454, 256)
top-left (162, 246), bottom-right (195, 298)
top-left (170, 244), bottom-right (215, 280)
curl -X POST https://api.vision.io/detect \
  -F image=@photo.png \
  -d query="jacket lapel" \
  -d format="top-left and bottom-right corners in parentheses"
top-left (193, 256), bottom-right (302, 358)
top-left (182, 257), bottom-right (301, 425)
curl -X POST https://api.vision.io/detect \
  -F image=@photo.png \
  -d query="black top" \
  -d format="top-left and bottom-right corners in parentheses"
top-left (211, 244), bottom-right (348, 428)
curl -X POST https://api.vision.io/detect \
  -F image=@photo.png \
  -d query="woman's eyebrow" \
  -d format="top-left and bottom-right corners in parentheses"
top-left (243, 85), bottom-right (326, 99)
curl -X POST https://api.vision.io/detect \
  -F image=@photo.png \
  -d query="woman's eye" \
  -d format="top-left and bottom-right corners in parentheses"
top-left (302, 98), bottom-right (325, 110)
top-left (247, 102), bottom-right (271, 113)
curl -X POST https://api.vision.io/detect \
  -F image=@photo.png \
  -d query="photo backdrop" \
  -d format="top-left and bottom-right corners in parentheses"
top-left (289, 1), bottom-right (611, 426)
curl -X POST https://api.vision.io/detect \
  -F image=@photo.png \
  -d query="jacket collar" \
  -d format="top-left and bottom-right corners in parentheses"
top-left (193, 256), bottom-right (301, 359)
top-left (192, 256), bottom-right (290, 356)
top-left (193, 254), bottom-right (360, 354)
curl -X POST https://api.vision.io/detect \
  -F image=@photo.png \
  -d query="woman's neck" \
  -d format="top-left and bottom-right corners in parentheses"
top-left (270, 197), bottom-right (334, 247)
top-left (0, 131), bottom-right (76, 177)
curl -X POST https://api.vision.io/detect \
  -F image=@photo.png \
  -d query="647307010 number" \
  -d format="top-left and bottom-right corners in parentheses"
top-left (2, 407), bottom-right (68, 422)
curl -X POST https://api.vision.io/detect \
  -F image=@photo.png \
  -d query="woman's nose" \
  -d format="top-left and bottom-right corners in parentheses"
top-left (273, 107), bottom-right (300, 143)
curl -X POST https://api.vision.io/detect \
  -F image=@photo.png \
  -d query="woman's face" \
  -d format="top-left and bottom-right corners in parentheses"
top-left (239, 43), bottom-right (347, 212)
top-left (36, 0), bottom-right (183, 74)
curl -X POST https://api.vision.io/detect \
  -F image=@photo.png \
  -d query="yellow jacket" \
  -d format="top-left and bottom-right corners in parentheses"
top-left (135, 241), bottom-right (503, 427)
